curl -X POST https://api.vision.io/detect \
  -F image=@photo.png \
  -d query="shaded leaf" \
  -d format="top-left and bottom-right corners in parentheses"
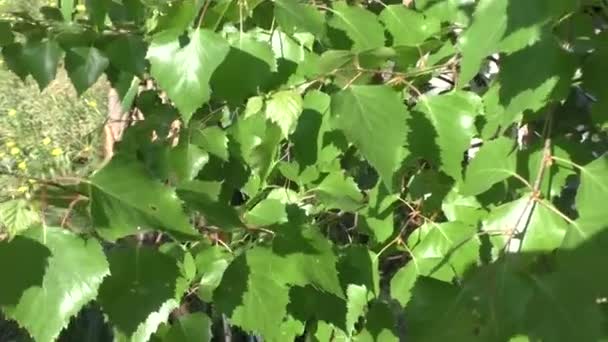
top-left (65, 46), bottom-right (110, 95)
top-left (380, 5), bottom-right (440, 47)
top-left (244, 198), bottom-right (288, 227)
top-left (482, 194), bottom-right (569, 252)
top-left (177, 180), bottom-right (244, 231)
top-left (482, 39), bottom-right (576, 137)
top-left (192, 126), bottom-right (229, 161)
top-left (90, 156), bottom-right (199, 241)
top-left (0, 21), bottom-right (14, 46)
top-left (329, 1), bottom-right (385, 52)
top-left (575, 156), bottom-right (608, 221)
top-left (391, 222), bottom-right (479, 306)
top-left (211, 35), bottom-right (276, 104)
top-left (265, 90), bottom-right (304, 138)
top-left (161, 312), bottom-right (211, 342)
top-left (0, 199), bottom-right (39, 239)
top-left (331, 85), bottom-right (409, 191)
top-left (22, 39), bottom-right (63, 90)
top-left (274, 0), bottom-right (326, 37)
top-left (414, 91), bottom-right (482, 181)
top-left (99, 247), bottom-right (184, 341)
top-left (315, 171), bottom-right (364, 212)
top-left (461, 137), bottom-right (517, 196)
top-left (458, 0), bottom-right (568, 85)
top-left (2, 227), bottom-right (109, 342)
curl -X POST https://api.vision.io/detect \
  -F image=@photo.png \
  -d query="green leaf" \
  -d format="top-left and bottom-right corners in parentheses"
top-left (2, 43), bottom-right (28, 80)
top-left (193, 244), bottom-right (231, 302)
top-left (0, 236), bottom-right (50, 306)
top-left (85, 0), bottom-right (111, 28)
top-left (151, 0), bottom-right (197, 41)
top-left (90, 156), bottom-right (199, 241)
top-left (148, 29), bottom-right (230, 123)
top-left (458, 0), bottom-right (565, 85)
top-left (214, 248), bottom-right (291, 341)
top-left (161, 312), bottom-right (211, 342)
top-left (419, 0), bottom-right (471, 25)
top-left (291, 90), bottom-right (332, 171)
top-left (272, 227), bottom-right (344, 296)
top-left (379, 5), bottom-right (440, 47)
top-left (99, 247), bottom-right (184, 341)
top-left (230, 110), bottom-right (283, 181)
top-left (166, 142), bottom-right (209, 184)
top-left (265, 90), bottom-right (304, 138)
top-left (345, 284), bottom-right (368, 336)
top-left (331, 85), bottom-right (409, 191)
top-left (481, 39), bottom-right (576, 137)
top-left (274, 0), bottom-right (326, 37)
top-left (404, 277), bottom-right (480, 341)
top-left (0, 22), bottom-right (14, 46)
top-left (177, 180), bottom-right (244, 231)
top-left (61, 0), bottom-right (74, 21)
top-left (192, 126), bottom-right (229, 161)
top-left (390, 222), bottom-right (479, 306)
top-left (359, 181), bottom-right (398, 243)
top-left (328, 1), bottom-right (385, 52)
top-left (461, 136), bottom-right (517, 196)
top-left (338, 245), bottom-right (380, 297)
top-left (482, 194), bottom-right (569, 252)
top-left (575, 156), bottom-right (608, 221)
top-left (441, 188), bottom-right (487, 226)
top-left (65, 46), bottom-right (110, 95)
top-left (210, 35), bottom-right (276, 105)
top-left (215, 226), bottom-right (344, 340)
top-left (357, 301), bottom-right (399, 342)
top-left (2, 227), bottom-right (109, 342)
top-left (413, 91), bottom-right (482, 181)
top-left (582, 39), bottom-right (608, 128)
top-left (244, 198), bottom-right (288, 227)
top-left (22, 39), bottom-right (63, 90)
top-left (0, 199), bottom-right (39, 239)
top-left (104, 34), bottom-right (147, 75)
top-left (315, 171), bottom-right (364, 212)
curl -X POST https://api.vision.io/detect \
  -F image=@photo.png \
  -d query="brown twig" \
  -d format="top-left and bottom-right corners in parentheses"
top-left (504, 112), bottom-right (554, 253)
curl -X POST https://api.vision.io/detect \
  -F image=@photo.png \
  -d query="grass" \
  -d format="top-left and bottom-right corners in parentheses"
top-left (0, 0), bottom-right (109, 197)
top-left (0, 66), bottom-right (109, 200)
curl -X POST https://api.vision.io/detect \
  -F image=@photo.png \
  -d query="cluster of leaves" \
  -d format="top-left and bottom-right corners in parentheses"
top-left (0, 0), bottom-right (607, 341)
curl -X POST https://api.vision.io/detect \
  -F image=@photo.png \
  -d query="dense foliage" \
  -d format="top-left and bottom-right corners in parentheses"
top-left (1, 0), bottom-right (607, 341)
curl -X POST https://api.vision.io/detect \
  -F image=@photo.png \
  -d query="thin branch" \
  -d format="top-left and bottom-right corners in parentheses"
top-left (196, 0), bottom-right (212, 28)
top-left (504, 112), bottom-right (554, 253)
top-left (342, 71), bottom-right (363, 89)
top-left (551, 156), bottom-right (585, 172)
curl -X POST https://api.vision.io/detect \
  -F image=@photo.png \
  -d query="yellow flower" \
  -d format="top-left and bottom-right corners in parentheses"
top-left (86, 100), bottom-right (98, 108)
top-left (17, 161), bottom-right (27, 170)
top-left (42, 137), bottom-right (51, 145)
top-left (5, 140), bottom-right (15, 148)
top-left (7, 109), bottom-right (16, 117)
top-left (76, 4), bottom-right (86, 11)
top-left (10, 147), bottom-right (20, 155)
top-left (51, 147), bottom-right (63, 156)
top-left (17, 186), bottom-right (28, 193)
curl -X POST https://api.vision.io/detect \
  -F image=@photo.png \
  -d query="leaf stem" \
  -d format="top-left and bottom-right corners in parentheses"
top-left (551, 156), bottom-right (585, 172)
